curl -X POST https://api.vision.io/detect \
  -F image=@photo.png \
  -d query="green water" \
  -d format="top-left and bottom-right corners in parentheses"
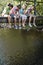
top-left (0, 28), bottom-right (43, 65)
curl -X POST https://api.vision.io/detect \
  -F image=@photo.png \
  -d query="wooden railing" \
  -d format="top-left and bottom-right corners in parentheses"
top-left (0, 15), bottom-right (43, 29)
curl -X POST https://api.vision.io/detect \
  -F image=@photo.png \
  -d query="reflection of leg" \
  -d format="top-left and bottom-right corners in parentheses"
top-left (29, 16), bottom-right (32, 27)
top-left (33, 17), bottom-right (37, 27)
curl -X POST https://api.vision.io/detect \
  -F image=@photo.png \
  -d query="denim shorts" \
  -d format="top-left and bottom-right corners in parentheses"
top-left (10, 14), bottom-right (14, 18)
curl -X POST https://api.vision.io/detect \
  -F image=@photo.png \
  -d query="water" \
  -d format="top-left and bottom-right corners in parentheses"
top-left (0, 28), bottom-right (43, 65)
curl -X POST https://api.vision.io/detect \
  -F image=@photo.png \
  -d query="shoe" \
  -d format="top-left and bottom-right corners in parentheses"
top-left (19, 26), bottom-right (22, 29)
top-left (29, 23), bottom-right (32, 27)
top-left (19, 25), bottom-right (22, 29)
top-left (7, 24), bottom-right (11, 28)
top-left (14, 25), bottom-right (18, 29)
top-left (12, 25), bottom-right (14, 28)
top-left (42, 29), bottom-right (43, 31)
top-left (33, 22), bottom-right (37, 27)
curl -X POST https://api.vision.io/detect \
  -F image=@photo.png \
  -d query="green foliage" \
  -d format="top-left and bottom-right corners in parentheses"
top-left (0, 0), bottom-right (43, 15)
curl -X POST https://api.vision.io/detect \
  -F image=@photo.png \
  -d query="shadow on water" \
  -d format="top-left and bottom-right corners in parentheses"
top-left (0, 28), bottom-right (43, 65)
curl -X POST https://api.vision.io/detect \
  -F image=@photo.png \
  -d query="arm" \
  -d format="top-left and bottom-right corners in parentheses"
top-left (2, 7), bottom-right (6, 16)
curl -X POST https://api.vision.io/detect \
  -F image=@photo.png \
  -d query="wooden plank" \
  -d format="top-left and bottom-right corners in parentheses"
top-left (0, 17), bottom-right (8, 23)
top-left (36, 16), bottom-right (43, 20)
top-left (0, 15), bottom-right (43, 23)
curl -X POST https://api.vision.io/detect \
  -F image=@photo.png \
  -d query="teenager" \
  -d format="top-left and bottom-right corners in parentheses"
top-left (8, 5), bottom-right (19, 28)
top-left (19, 4), bottom-right (27, 28)
top-left (25, 5), bottom-right (36, 27)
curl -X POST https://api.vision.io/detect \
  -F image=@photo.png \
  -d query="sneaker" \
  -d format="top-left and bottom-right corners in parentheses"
top-left (14, 25), bottom-right (18, 29)
top-left (19, 25), bottom-right (22, 29)
top-left (42, 29), bottom-right (43, 31)
top-left (7, 24), bottom-right (11, 28)
top-left (12, 25), bottom-right (14, 28)
top-left (33, 22), bottom-right (37, 27)
top-left (29, 23), bottom-right (32, 27)
top-left (19, 26), bottom-right (22, 29)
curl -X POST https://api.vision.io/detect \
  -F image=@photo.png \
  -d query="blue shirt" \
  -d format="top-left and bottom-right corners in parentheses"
top-left (19, 8), bottom-right (24, 14)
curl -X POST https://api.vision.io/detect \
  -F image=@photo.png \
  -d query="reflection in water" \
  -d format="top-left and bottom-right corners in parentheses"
top-left (0, 28), bottom-right (43, 65)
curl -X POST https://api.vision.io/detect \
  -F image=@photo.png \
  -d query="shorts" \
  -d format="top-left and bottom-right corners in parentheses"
top-left (20, 14), bottom-right (27, 20)
top-left (10, 14), bottom-right (19, 19)
top-left (10, 14), bottom-right (14, 18)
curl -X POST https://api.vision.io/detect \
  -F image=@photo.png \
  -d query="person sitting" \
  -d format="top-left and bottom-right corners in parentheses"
top-left (19, 4), bottom-right (27, 28)
top-left (25, 5), bottom-right (36, 27)
top-left (8, 5), bottom-right (20, 29)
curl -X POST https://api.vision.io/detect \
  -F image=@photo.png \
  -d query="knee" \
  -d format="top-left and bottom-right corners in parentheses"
top-left (14, 15), bottom-right (16, 18)
top-left (8, 15), bottom-right (11, 19)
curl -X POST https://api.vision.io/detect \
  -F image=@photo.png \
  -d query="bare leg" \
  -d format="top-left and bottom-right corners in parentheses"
top-left (22, 19), bottom-right (26, 28)
top-left (14, 17), bottom-right (17, 26)
top-left (8, 15), bottom-right (11, 24)
top-left (14, 16), bottom-right (18, 29)
top-left (29, 16), bottom-right (32, 27)
top-left (7, 15), bottom-right (11, 28)
top-left (18, 18), bottom-right (22, 29)
top-left (22, 15), bottom-right (27, 28)
top-left (19, 18), bottom-right (21, 26)
top-left (33, 16), bottom-right (37, 27)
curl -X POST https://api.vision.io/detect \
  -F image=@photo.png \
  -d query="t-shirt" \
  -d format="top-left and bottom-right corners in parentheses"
top-left (27, 9), bottom-right (32, 14)
top-left (10, 6), bottom-right (19, 15)
top-left (25, 6), bottom-right (33, 15)
top-left (19, 8), bottom-right (24, 14)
